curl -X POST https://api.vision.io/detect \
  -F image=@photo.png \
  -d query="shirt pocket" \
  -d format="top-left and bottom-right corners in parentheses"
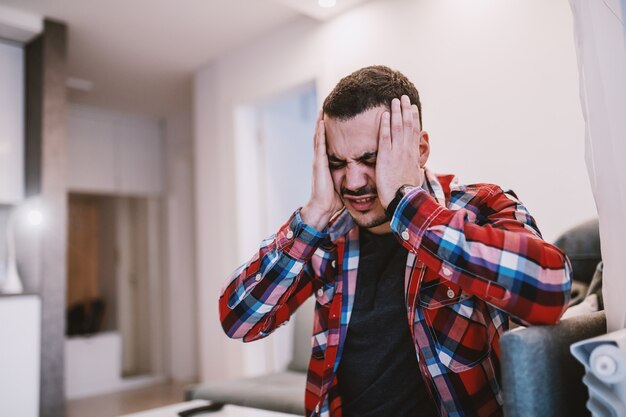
top-left (310, 285), bottom-right (334, 360)
top-left (419, 281), bottom-right (490, 373)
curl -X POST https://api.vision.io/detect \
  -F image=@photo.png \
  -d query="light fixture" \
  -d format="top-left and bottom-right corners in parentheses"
top-left (318, 0), bottom-right (337, 8)
top-left (25, 208), bottom-right (43, 227)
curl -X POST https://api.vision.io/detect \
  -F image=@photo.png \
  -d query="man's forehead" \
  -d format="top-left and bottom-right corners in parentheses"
top-left (324, 107), bottom-right (384, 158)
top-left (327, 148), bottom-right (378, 161)
top-left (326, 135), bottom-right (379, 161)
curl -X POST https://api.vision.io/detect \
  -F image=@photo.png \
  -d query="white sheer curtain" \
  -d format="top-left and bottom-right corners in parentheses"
top-left (569, 0), bottom-right (626, 332)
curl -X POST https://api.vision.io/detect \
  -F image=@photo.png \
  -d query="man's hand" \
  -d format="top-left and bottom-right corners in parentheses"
top-left (376, 95), bottom-right (425, 208)
top-left (301, 112), bottom-right (343, 231)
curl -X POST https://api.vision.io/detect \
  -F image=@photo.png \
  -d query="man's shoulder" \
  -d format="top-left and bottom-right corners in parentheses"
top-left (431, 172), bottom-right (500, 197)
top-left (448, 180), bottom-right (516, 212)
top-left (450, 181), bottom-right (504, 195)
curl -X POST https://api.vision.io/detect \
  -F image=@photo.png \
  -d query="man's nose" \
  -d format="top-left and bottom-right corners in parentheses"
top-left (344, 164), bottom-right (369, 191)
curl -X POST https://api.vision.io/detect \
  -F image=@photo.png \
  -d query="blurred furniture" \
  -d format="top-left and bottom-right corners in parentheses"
top-left (554, 218), bottom-right (601, 286)
top-left (500, 311), bottom-right (606, 417)
top-left (186, 297), bottom-right (315, 415)
top-left (554, 218), bottom-right (601, 306)
top-left (0, 294), bottom-right (41, 417)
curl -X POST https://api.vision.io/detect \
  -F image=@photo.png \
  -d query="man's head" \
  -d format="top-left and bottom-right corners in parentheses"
top-left (323, 65), bottom-right (422, 128)
top-left (322, 66), bottom-right (428, 233)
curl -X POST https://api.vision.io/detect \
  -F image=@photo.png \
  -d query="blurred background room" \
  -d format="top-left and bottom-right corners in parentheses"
top-left (0, 0), bottom-right (618, 416)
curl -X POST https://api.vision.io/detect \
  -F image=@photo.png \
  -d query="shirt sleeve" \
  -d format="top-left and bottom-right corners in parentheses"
top-left (389, 185), bottom-right (572, 325)
top-left (219, 209), bottom-right (328, 341)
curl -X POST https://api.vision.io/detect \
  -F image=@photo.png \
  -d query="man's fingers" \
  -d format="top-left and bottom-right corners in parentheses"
top-left (390, 98), bottom-right (402, 143)
top-left (314, 118), bottom-right (326, 158)
top-left (412, 104), bottom-right (421, 135)
top-left (401, 95), bottom-right (413, 139)
top-left (378, 111), bottom-right (391, 151)
top-left (313, 109), bottom-right (323, 151)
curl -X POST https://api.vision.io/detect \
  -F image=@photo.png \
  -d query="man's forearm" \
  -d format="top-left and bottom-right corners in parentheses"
top-left (389, 185), bottom-right (572, 324)
top-left (219, 209), bottom-right (327, 341)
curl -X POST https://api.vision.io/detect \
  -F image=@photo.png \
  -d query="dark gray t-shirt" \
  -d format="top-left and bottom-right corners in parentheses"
top-left (337, 229), bottom-right (438, 417)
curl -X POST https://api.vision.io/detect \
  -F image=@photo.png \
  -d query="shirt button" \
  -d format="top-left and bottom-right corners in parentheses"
top-left (317, 288), bottom-right (324, 298)
top-left (447, 288), bottom-right (455, 299)
top-left (442, 267), bottom-right (452, 277)
top-left (255, 273), bottom-right (262, 282)
top-left (286, 229), bottom-right (294, 239)
top-left (331, 260), bottom-right (336, 268)
top-left (401, 230), bottom-right (410, 241)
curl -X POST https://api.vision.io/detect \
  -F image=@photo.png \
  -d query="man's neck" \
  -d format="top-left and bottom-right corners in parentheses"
top-left (365, 221), bottom-right (392, 235)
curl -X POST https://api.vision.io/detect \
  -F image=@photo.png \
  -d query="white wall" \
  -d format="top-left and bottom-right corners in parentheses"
top-left (0, 40), bottom-right (24, 204)
top-left (163, 109), bottom-right (198, 382)
top-left (194, 0), bottom-right (595, 382)
top-left (0, 39), bottom-right (24, 279)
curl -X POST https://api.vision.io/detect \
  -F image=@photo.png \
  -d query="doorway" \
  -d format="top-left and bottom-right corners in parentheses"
top-left (65, 193), bottom-right (164, 398)
top-left (233, 81), bottom-right (318, 376)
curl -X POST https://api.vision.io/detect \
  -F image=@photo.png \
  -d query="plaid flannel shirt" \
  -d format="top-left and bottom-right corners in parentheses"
top-left (219, 170), bottom-right (572, 417)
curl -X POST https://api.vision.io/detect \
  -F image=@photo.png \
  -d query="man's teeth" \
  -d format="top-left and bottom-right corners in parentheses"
top-left (355, 197), bottom-right (372, 203)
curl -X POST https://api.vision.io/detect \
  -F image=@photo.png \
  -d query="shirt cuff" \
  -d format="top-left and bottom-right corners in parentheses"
top-left (390, 187), bottom-right (444, 249)
top-left (277, 208), bottom-right (329, 261)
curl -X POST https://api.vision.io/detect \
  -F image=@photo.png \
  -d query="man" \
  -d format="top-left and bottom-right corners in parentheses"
top-left (219, 66), bottom-right (571, 417)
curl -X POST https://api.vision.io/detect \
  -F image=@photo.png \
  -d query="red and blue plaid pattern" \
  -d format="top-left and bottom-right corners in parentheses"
top-left (219, 170), bottom-right (572, 417)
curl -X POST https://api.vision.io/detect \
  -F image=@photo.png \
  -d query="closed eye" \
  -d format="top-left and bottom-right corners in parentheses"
top-left (328, 155), bottom-right (346, 170)
top-left (357, 152), bottom-right (377, 167)
top-left (327, 152), bottom-right (377, 169)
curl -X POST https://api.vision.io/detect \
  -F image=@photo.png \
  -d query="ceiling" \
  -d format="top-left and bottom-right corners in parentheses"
top-left (0, 0), bottom-right (369, 117)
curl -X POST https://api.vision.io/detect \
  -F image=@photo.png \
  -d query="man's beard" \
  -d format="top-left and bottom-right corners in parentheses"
top-left (341, 185), bottom-right (388, 229)
top-left (350, 211), bottom-right (388, 229)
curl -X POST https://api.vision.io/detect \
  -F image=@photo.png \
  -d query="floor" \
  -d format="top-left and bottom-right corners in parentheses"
top-left (66, 380), bottom-right (193, 417)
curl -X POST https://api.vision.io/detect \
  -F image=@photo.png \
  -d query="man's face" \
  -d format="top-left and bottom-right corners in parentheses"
top-left (324, 106), bottom-right (389, 233)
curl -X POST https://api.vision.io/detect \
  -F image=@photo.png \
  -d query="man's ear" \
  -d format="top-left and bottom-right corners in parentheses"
top-left (418, 131), bottom-right (430, 167)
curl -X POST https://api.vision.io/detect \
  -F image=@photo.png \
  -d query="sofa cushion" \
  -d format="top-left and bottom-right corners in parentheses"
top-left (189, 371), bottom-right (305, 416)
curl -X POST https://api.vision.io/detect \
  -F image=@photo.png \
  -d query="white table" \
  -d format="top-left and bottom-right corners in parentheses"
top-left (118, 400), bottom-right (301, 417)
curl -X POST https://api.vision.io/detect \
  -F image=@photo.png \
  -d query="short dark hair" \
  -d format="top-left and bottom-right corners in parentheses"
top-left (322, 65), bottom-right (422, 128)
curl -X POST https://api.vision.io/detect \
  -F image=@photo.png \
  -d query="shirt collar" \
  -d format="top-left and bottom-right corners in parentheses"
top-left (423, 168), bottom-right (447, 206)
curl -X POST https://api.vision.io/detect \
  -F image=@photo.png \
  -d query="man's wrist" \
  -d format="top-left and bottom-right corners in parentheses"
top-left (300, 204), bottom-right (332, 231)
top-left (385, 184), bottom-right (417, 219)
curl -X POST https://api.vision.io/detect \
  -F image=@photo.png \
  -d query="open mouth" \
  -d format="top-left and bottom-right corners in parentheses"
top-left (344, 195), bottom-right (377, 211)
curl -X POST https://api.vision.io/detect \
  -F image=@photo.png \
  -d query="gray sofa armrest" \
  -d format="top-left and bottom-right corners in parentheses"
top-left (500, 311), bottom-right (606, 417)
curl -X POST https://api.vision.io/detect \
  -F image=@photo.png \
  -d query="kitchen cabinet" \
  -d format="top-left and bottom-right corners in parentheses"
top-left (67, 105), bottom-right (163, 196)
